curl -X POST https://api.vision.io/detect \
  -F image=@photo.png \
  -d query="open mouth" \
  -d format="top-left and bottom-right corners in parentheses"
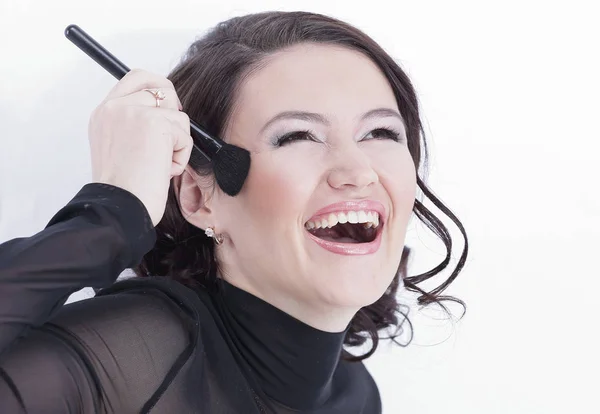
top-left (304, 211), bottom-right (382, 244)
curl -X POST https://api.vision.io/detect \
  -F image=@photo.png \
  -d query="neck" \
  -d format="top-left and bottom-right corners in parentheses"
top-left (220, 273), bottom-right (358, 333)
top-left (211, 277), bottom-right (352, 409)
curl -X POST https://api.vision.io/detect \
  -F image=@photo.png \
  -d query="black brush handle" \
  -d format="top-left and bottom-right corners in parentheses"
top-left (64, 24), bottom-right (222, 160)
top-left (65, 25), bottom-right (130, 79)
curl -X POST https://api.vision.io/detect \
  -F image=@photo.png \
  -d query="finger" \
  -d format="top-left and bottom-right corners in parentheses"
top-left (170, 126), bottom-right (194, 176)
top-left (105, 69), bottom-right (177, 101)
top-left (157, 110), bottom-right (191, 134)
top-left (112, 106), bottom-right (189, 127)
top-left (172, 111), bottom-right (191, 134)
top-left (122, 88), bottom-right (182, 111)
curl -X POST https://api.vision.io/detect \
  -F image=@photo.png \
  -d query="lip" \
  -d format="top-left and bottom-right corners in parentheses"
top-left (305, 224), bottom-right (383, 255)
top-left (305, 200), bottom-right (386, 256)
top-left (307, 200), bottom-right (386, 224)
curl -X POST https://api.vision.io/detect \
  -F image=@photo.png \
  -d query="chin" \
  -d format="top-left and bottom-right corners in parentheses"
top-left (314, 264), bottom-right (395, 308)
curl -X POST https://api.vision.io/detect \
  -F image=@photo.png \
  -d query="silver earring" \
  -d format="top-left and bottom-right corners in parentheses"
top-left (205, 227), bottom-right (224, 245)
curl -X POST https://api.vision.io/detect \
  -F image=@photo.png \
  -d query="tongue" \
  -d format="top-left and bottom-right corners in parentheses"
top-left (318, 236), bottom-right (360, 243)
top-left (309, 224), bottom-right (361, 244)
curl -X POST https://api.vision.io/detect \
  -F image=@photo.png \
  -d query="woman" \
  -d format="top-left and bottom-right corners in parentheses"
top-left (0, 11), bottom-right (467, 414)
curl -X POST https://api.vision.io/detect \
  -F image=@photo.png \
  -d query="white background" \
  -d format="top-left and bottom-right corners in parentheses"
top-left (1, 1), bottom-right (598, 413)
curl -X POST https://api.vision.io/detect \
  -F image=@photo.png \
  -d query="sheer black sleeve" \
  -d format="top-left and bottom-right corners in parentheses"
top-left (0, 183), bottom-right (155, 352)
top-left (0, 183), bottom-right (172, 413)
top-left (0, 290), bottom-right (190, 413)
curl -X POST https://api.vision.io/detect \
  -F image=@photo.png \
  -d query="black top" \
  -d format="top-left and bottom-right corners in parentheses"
top-left (0, 183), bottom-right (381, 413)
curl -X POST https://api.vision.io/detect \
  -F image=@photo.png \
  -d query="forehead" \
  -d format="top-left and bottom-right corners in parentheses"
top-left (229, 43), bottom-right (398, 131)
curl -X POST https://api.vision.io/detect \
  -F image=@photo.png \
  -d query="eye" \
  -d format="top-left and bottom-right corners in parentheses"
top-left (274, 130), bottom-right (316, 146)
top-left (362, 127), bottom-right (404, 142)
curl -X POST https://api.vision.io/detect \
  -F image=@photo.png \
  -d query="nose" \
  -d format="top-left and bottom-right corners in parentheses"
top-left (326, 144), bottom-right (379, 191)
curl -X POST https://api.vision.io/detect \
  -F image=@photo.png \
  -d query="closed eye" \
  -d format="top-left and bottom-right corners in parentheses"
top-left (274, 127), bottom-right (404, 147)
top-left (362, 127), bottom-right (403, 142)
top-left (274, 130), bottom-right (316, 146)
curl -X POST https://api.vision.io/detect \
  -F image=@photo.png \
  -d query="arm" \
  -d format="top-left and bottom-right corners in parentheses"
top-left (0, 288), bottom-right (190, 413)
top-left (0, 183), bottom-right (156, 354)
top-left (0, 183), bottom-right (192, 413)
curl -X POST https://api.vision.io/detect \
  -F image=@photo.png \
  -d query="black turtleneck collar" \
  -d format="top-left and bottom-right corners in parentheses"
top-left (211, 277), bottom-right (351, 411)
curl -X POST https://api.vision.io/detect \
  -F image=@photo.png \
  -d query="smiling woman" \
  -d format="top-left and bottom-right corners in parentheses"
top-left (151, 11), bottom-right (467, 346)
top-left (0, 10), bottom-right (467, 414)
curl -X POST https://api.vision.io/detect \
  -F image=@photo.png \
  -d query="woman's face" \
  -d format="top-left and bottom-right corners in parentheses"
top-left (195, 43), bottom-right (415, 322)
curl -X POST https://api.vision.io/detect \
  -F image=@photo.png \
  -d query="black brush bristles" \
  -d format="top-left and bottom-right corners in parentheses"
top-left (212, 144), bottom-right (251, 196)
top-left (188, 139), bottom-right (250, 197)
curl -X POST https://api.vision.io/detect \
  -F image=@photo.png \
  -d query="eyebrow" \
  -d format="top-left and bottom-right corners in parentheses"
top-left (259, 107), bottom-right (404, 134)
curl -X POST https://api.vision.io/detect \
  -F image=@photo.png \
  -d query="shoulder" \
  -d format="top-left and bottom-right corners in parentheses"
top-left (51, 277), bottom-right (210, 411)
top-left (0, 277), bottom-right (208, 413)
top-left (53, 277), bottom-right (196, 349)
top-left (48, 276), bottom-right (209, 383)
top-left (52, 275), bottom-right (211, 347)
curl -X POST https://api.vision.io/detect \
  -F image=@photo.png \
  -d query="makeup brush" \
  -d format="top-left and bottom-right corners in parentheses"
top-left (64, 24), bottom-right (250, 197)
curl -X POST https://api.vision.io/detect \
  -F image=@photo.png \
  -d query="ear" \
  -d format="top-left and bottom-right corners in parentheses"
top-left (173, 167), bottom-right (213, 229)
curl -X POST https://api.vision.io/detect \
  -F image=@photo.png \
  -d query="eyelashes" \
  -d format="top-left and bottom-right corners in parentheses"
top-left (274, 127), bottom-right (405, 147)
top-left (274, 130), bottom-right (315, 146)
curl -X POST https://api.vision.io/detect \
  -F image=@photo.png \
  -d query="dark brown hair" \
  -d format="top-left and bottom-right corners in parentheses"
top-left (134, 10), bottom-right (468, 362)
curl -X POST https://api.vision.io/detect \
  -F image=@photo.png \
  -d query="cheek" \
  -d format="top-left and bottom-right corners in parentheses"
top-left (242, 151), bottom-right (316, 228)
top-left (371, 145), bottom-right (417, 215)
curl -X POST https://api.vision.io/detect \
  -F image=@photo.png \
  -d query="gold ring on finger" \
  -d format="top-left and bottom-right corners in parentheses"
top-left (143, 88), bottom-right (166, 108)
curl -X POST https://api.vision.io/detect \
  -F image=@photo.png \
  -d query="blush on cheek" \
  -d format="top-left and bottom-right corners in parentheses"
top-left (377, 148), bottom-right (417, 217)
top-left (245, 153), bottom-right (314, 226)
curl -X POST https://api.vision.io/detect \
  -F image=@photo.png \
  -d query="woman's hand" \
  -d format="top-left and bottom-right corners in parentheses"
top-left (88, 69), bottom-right (192, 226)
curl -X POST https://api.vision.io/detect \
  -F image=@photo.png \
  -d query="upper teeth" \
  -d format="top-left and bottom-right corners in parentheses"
top-left (305, 210), bottom-right (380, 230)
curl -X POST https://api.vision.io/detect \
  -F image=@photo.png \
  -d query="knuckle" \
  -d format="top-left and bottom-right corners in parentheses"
top-left (129, 68), bottom-right (145, 76)
top-left (122, 68), bottom-right (143, 81)
top-left (94, 101), bottom-right (115, 119)
top-left (89, 104), bottom-right (101, 119)
top-left (144, 111), bottom-right (161, 126)
top-left (164, 90), bottom-right (178, 108)
top-left (101, 99), bottom-right (117, 111)
top-left (178, 111), bottom-right (190, 125)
